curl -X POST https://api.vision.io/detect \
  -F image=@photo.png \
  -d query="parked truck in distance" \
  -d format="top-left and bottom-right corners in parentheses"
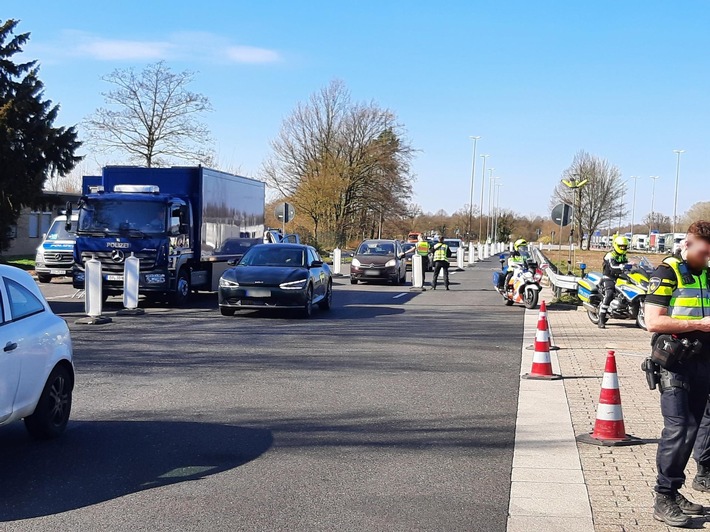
top-left (70, 166), bottom-right (265, 306)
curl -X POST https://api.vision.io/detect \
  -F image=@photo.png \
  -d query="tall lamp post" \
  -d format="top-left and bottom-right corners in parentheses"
top-left (487, 174), bottom-right (499, 241)
top-left (629, 176), bottom-right (639, 239)
top-left (672, 150), bottom-right (685, 235)
top-left (649, 175), bottom-right (660, 234)
top-left (466, 136), bottom-right (481, 242)
top-left (562, 176), bottom-right (589, 271)
top-left (493, 181), bottom-right (503, 242)
top-left (478, 166), bottom-right (493, 245)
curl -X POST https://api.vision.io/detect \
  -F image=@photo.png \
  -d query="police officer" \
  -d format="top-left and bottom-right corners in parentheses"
top-left (646, 221), bottom-right (710, 527)
top-left (499, 239), bottom-right (528, 291)
top-left (598, 235), bottom-right (630, 329)
top-left (431, 236), bottom-right (451, 290)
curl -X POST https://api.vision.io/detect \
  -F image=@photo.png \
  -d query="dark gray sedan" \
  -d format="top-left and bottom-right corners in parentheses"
top-left (218, 244), bottom-right (332, 318)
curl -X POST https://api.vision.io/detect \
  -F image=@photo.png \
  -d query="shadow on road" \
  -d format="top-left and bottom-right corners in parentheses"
top-left (0, 420), bottom-right (272, 521)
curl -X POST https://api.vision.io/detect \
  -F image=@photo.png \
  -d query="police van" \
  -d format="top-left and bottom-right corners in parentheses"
top-left (34, 214), bottom-right (77, 283)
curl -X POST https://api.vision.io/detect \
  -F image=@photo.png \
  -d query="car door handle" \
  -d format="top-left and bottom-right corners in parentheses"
top-left (4, 342), bottom-right (17, 353)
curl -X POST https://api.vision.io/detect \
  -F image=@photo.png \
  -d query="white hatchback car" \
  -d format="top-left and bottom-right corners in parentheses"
top-left (0, 265), bottom-right (74, 438)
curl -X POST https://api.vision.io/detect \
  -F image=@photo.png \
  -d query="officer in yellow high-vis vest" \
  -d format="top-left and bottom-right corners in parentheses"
top-left (645, 221), bottom-right (710, 526)
top-left (431, 236), bottom-right (451, 290)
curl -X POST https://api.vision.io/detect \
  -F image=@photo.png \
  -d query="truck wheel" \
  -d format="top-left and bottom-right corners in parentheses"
top-left (171, 269), bottom-right (190, 307)
top-left (24, 365), bottom-right (72, 439)
top-left (37, 273), bottom-right (52, 284)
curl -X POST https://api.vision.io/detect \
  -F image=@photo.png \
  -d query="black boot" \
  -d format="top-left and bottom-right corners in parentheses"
top-left (692, 464), bottom-right (710, 493)
top-left (654, 492), bottom-right (691, 527)
top-left (598, 312), bottom-right (607, 329)
top-left (675, 492), bottom-right (704, 515)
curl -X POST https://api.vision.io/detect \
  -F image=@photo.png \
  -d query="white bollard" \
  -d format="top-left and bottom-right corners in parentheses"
top-left (410, 254), bottom-right (424, 291)
top-left (76, 255), bottom-right (111, 324)
top-left (468, 242), bottom-right (476, 266)
top-left (333, 248), bottom-right (342, 276)
top-left (509, 242), bottom-right (514, 252)
top-left (457, 247), bottom-right (465, 270)
top-left (118, 252), bottom-right (145, 316)
top-left (484, 243), bottom-right (490, 259)
top-left (478, 243), bottom-right (483, 261)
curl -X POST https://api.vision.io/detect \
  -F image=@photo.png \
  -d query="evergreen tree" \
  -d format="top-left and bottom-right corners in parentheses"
top-left (0, 19), bottom-right (81, 251)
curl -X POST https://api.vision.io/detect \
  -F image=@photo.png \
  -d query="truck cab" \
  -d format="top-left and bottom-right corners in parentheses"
top-left (35, 214), bottom-right (78, 283)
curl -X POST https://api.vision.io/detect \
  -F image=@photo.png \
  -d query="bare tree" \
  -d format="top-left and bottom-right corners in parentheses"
top-left (682, 201), bottom-right (710, 228)
top-left (84, 61), bottom-right (213, 167)
top-left (642, 212), bottom-right (672, 233)
top-left (263, 80), bottom-right (414, 247)
top-left (551, 151), bottom-right (626, 245)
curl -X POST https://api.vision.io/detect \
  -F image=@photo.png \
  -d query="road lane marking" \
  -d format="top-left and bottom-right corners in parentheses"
top-left (393, 293), bottom-right (408, 299)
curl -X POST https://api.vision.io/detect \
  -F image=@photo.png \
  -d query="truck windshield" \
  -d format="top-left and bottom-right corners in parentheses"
top-left (78, 199), bottom-right (168, 236)
top-left (46, 219), bottom-right (76, 241)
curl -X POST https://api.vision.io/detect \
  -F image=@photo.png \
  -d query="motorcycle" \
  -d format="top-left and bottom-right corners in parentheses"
top-left (493, 251), bottom-right (543, 309)
top-left (576, 256), bottom-right (653, 330)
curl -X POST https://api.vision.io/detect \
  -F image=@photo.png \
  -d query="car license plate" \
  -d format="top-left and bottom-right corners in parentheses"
top-left (50, 269), bottom-right (66, 275)
top-left (246, 288), bottom-right (270, 297)
top-left (365, 270), bottom-right (380, 276)
top-left (106, 274), bottom-right (124, 281)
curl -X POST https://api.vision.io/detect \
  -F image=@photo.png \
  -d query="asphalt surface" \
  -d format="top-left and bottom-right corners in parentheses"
top-left (0, 261), bottom-right (525, 531)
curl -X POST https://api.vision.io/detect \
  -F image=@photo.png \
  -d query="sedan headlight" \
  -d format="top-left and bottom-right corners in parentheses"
top-left (279, 278), bottom-right (308, 290)
top-left (219, 277), bottom-right (239, 288)
top-left (385, 259), bottom-right (396, 268)
top-left (351, 258), bottom-right (361, 268)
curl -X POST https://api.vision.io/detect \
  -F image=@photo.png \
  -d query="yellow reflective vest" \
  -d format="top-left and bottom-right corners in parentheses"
top-left (416, 241), bottom-right (430, 256)
top-left (663, 256), bottom-right (710, 320)
top-left (433, 243), bottom-right (449, 262)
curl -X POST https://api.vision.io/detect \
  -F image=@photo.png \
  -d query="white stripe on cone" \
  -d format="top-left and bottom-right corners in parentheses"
top-left (535, 329), bottom-right (550, 342)
top-left (595, 403), bottom-right (624, 421)
top-left (532, 350), bottom-right (551, 363)
top-left (601, 372), bottom-right (620, 390)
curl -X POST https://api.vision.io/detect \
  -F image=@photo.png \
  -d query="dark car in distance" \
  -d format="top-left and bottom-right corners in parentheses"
top-left (350, 239), bottom-right (407, 285)
top-left (218, 244), bottom-right (332, 318)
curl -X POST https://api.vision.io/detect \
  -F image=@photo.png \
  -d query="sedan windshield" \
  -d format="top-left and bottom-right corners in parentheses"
top-left (240, 247), bottom-right (306, 267)
top-left (357, 242), bottom-right (395, 256)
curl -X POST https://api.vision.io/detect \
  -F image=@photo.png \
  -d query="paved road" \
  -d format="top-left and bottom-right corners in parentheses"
top-left (0, 262), bottom-right (525, 531)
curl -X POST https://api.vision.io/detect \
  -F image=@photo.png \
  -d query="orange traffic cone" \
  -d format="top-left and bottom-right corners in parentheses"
top-left (522, 301), bottom-right (561, 380)
top-left (525, 301), bottom-right (559, 351)
top-left (576, 350), bottom-right (643, 446)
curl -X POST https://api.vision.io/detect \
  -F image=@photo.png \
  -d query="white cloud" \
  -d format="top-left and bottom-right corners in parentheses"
top-left (36, 30), bottom-right (281, 65)
top-left (226, 46), bottom-right (281, 64)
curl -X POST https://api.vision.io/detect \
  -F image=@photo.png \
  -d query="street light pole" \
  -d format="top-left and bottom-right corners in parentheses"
top-left (649, 175), bottom-right (660, 234)
top-left (672, 149), bottom-right (685, 235)
top-left (479, 154), bottom-right (490, 242)
top-left (466, 136), bottom-right (481, 242)
top-left (629, 176), bottom-right (639, 240)
top-left (494, 182), bottom-right (503, 242)
top-left (478, 166), bottom-right (493, 245)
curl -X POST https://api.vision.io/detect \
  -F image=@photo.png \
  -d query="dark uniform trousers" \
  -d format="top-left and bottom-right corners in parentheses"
top-left (656, 357), bottom-right (710, 494)
top-left (432, 261), bottom-right (449, 288)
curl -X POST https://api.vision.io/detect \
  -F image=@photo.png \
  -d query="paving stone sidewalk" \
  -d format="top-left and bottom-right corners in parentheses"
top-left (549, 303), bottom-right (710, 531)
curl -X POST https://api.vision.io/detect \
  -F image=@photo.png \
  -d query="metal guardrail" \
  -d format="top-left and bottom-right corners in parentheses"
top-left (532, 246), bottom-right (580, 297)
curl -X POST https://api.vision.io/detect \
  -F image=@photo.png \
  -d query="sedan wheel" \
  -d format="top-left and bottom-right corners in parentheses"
top-left (318, 282), bottom-right (333, 310)
top-left (24, 365), bottom-right (72, 439)
top-left (301, 286), bottom-right (313, 318)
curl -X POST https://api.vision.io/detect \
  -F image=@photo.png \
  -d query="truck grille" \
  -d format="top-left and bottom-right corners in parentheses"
top-left (80, 251), bottom-right (157, 273)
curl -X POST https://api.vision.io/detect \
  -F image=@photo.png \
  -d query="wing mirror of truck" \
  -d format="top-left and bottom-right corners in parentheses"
top-left (65, 202), bottom-right (73, 231)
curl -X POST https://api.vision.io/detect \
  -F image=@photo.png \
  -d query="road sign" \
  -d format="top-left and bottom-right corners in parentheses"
top-left (551, 203), bottom-right (573, 227)
top-left (275, 202), bottom-right (295, 224)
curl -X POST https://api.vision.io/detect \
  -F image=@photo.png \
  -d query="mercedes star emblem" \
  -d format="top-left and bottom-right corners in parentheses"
top-left (111, 249), bottom-right (125, 263)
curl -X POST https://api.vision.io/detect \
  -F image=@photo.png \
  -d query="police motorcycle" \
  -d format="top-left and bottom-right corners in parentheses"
top-left (576, 256), bottom-right (653, 330)
top-left (492, 249), bottom-right (544, 309)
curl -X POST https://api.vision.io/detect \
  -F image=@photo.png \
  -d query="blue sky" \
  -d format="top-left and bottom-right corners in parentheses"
top-left (6, 1), bottom-right (710, 222)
